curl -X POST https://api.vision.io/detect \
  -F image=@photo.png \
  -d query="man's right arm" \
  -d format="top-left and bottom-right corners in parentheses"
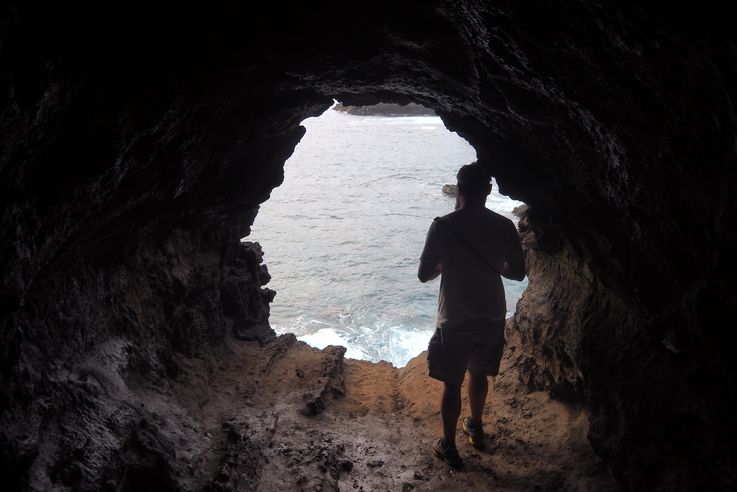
top-left (501, 258), bottom-right (525, 281)
top-left (500, 223), bottom-right (526, 281)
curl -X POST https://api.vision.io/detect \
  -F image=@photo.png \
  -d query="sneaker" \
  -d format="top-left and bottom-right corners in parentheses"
top-left (462, 417), bottom-right (485, 450)
top-left (432, 438), bottom-right (464, 470)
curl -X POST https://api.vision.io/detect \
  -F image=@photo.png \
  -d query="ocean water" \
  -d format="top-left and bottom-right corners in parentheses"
top-left (249, 106), bottom-right (526, 367)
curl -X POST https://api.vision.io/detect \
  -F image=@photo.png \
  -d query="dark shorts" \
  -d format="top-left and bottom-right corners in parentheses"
top-left (427, 318), bottom-right (506, 386)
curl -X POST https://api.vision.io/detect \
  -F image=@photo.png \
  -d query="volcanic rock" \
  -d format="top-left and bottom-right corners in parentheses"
top-left (333, 102), bottom-right (436, 116)
top-left (441, 184), bottom-right (458, 197)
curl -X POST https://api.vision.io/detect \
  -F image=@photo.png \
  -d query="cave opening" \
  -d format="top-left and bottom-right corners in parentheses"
top-left (249, 101), bottom-right (528, 367)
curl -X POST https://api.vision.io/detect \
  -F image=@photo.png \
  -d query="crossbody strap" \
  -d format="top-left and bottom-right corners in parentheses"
top-left (434, 217), bottom-right (500, 275)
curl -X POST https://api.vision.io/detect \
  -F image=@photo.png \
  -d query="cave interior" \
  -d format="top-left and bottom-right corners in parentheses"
top-left (1, 2), bottom-right (736, 490)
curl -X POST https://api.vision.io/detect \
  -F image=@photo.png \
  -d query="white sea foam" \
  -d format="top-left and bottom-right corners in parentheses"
top-left (384, 326), bottom-right (434, 367)
top-left (298, 328), bottom-right (369, 360)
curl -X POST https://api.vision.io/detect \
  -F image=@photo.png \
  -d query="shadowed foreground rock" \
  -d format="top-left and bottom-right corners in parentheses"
top-left (86, 329), bottom-right (615, 491)
top-left (1, 2), bottom-right (736, 490)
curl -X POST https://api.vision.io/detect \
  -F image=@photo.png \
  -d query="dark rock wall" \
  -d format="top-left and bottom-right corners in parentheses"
top-left (1, 1), bottom-right (736, 489)
top-left (0, 225), bottom-right (273, 489)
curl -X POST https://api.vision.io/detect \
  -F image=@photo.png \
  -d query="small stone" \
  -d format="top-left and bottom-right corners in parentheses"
top-left (442, 184), bottom-right (458, 196)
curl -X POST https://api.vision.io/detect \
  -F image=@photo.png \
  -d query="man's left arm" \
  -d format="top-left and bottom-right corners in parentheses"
top-left (418, 259), bottom-right (442, 282)
top-left (418, 222), bottom-right (442, 283)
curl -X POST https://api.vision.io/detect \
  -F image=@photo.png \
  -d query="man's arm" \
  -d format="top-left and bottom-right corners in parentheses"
top-left (501, 259), bottom-right (525, 281)
top-left (418, 260), bottom-right (442, 283)
top-left (418, 221), bottom-right (441, 283)
top-left (501, 224), bottom-right (526, 281)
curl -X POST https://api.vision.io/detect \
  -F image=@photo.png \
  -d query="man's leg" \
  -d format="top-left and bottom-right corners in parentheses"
top-left (467, 371), bottom-right (488, 423)
top-left (441, 381), bottom-right (462, 446)
top-left (461, 371), bottom-right (489, 449)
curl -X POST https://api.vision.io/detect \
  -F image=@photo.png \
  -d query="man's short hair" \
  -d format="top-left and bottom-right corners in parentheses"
top-left (457, 162), bottom-right (491, 199)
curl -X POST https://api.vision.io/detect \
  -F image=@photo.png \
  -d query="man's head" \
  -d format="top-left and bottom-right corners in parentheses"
top-left (456, 162), bottom-right (492, 206)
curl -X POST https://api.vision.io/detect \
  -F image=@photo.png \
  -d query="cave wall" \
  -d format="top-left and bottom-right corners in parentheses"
top-left (1, 1), bottom-right (736, 489)
top-left (0, 224), bottom-right (274, 489)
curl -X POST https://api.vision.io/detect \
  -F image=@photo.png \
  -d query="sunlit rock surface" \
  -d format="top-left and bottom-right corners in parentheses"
top-left (1, 2), bottom-right (735, 490)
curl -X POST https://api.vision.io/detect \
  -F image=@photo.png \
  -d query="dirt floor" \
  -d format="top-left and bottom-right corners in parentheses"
top-left (164, 333), bottom-right (617, 491)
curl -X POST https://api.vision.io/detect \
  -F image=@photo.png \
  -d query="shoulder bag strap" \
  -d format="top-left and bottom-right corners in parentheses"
top-left (434, 217), bottom-right (500, 275)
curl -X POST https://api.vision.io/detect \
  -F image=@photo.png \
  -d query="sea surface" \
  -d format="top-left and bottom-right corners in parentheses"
top-left (249, 106), bottom-right (526, 367)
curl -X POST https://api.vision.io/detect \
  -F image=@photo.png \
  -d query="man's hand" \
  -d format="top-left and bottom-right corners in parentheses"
top-left (418, 261), bottom-right (442, 283)
top-left (501, 259), bottom-right (525, 281)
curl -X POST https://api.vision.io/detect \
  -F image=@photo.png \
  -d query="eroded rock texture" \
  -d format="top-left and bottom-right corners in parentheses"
top-left (0, 226), bottom-right (274, 490)
top-left (1, 2), bottom-right (736, 490)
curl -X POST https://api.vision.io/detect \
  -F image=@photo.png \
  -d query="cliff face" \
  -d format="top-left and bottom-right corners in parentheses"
top-left (1, 2), bottom-right (736, 490)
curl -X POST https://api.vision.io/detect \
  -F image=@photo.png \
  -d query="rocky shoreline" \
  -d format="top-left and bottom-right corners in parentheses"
top-left (117, 327), bottom-right (615, 490)
top-left (333, 102), bottom-right (436, 117)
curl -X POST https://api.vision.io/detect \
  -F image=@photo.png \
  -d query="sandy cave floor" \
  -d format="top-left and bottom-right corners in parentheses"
top-left (155, 333), bottom-right (617, 491)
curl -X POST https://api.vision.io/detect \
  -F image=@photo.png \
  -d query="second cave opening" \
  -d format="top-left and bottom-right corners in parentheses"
top-left (249, 102), bottom-right (528, 367)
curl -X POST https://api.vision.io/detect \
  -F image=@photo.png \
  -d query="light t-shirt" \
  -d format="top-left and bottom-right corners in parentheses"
top-left (420, 207), bottom-right (524, 326)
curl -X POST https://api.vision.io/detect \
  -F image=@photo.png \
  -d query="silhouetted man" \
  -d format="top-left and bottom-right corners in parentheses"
top-left (418, 162), bottom-right (525, 469)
